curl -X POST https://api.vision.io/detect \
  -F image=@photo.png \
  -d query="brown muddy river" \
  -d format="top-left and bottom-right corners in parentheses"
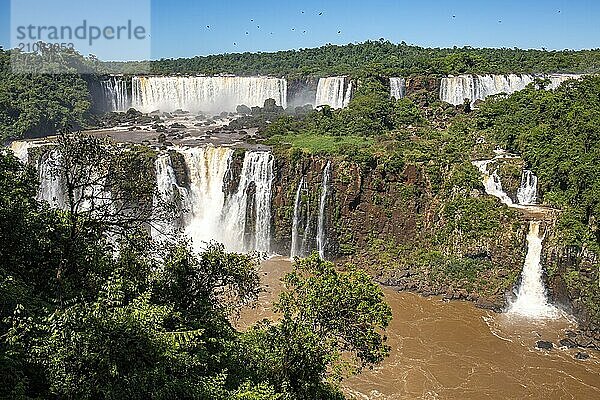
top-left (237, 258), bottom-right (600, 400)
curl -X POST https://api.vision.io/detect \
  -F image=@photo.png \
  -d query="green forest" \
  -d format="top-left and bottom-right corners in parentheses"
top-left (146, 40), bottom-right (600, 78)
top-left (2, 39), bottom-right (600, 398)
top-left (0, 134), bottom-right (391, 399)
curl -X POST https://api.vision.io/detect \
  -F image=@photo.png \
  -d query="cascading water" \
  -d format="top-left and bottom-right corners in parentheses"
top-left (516, 170), bottom-right (538, 205)
top-left (315, 77), bottom-right (352, 108)
top-left (301, 194), bottom-right (311, 255)
top-left (181, 146), bottom-right (233, 250)
top-left (440, 74), bottom-right (582, 106)
top-left (152, 153), bottom-right (189, 240)
top-left (508, 221), bottom-right (559, 318)
top-left (317, 162), bottom-right (332, 259)
top-left (35, 147), bottom-right (112, 214)
top-left (222, 151), bottom-right (274, 253)
top-left (290, 177), bottom-right (305, 259)
top-left (390, 77), bottom-right (406, 99)
top-left (472, 159), bottom-right (515, 207)
top-left (37, 149), bottom-right (67, 209)
top-left (102, 76), bottom-right (131, 112)
top-left (9, 140), bottom-right (34, 164)
top-left (473, 156), bottom-right (559, 319)
top-left (131, 76), bottom-right (287, 113)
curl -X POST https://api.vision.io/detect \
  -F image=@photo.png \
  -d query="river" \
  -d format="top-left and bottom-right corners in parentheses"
top-left (237, 257), bottom-right (600, 399)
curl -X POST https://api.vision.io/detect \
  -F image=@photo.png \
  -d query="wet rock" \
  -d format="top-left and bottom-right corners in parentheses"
top-left (236, 104), bottom-right (252, 114)
top-left (559, 338), bottom-right (577, 348)
top-left (575, 352), bottom-right (589, 360)
top-left (475, 297), bottom-right (501, 312)
top-left (574, 335), bottom-right (593, 348)
top-left (536, 340), bottom-right (554, 350)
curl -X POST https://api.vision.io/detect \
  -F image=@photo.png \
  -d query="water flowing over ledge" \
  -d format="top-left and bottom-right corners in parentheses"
top-left (440, 74), bottom-right (582, 106)
top-left (389, 77), bottom-right (406, 99)
top-left (473, 155), bottom-right (560, 319)
top-left (315, 76), bottom-right (353, 109)
top-left (131, 76), bottom-right (288, 113)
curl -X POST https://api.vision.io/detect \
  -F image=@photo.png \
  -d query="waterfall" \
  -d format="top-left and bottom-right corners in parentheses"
top-left (474, 156), bottom-right (560, 319)
top-left (390, 77), bottom-right (406, 99)
top-left (472, 160), bottom-right (514, 207)
top-left (10, 140), bottom-right (35, 164)
top-left (508, 221), bottom-right (559, 318)
top-left (315, 77), bottom-right (352, 108)
top-left (152, 153), bottom-right (188, 239)
top-left (36, 148), bottom-right (111, 214)
top-left (222, 151), bottom-right (274, 253)
top-left (180, 146), bottom-right (273, 253)
top-left (181, 146), bottom-right (233, 250)
top-left (131, 76), bottom-right (287, 113)
top-left (302, 193), bottom-right (311, 255)
top-left (102, 76), bottom-right (131, 112)
top-left (517, 170), bottom-right (538, 205)
top-left (440, 74), bottom-right (582, 106)
top-left (317, 162), bottom-right (332, 259)
top-left (37, 149), bottom-right (67, 209)
top-left (290, 177), bottom-right (305, 259)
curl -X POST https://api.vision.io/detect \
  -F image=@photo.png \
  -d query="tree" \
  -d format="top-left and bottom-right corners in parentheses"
top-left (241, 254), bottom-right (391, 399)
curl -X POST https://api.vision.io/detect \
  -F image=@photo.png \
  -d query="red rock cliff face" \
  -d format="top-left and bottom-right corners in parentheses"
top-left (270, 152), bottom-right (527, 310)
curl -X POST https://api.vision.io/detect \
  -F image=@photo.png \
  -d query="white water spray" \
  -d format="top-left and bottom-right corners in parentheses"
top-left (152, 153), bottom-right (188, 240)
top-left (473, 157), bottom-right (559, 319)
top-left (131, 76), bottom-right (287, 113)
top-left (508, 221), bottom-right (559, 318)
top-left (472, 159), bottom-right (515, 207)
top-left (102, 77), bottom-right (131, 112)
top-left (440, 74), bottom-right (582, 106)
top-left (517, 170), bottom-right (538, 205)
top-left (290, 177), bottom-right (305, 259)
top-left (317, 162), bottom-right (332, 259)
top-left (181, 146), bottom-right (233, 251)
top-left (390, 77), bottom-right (406, 99)
top-left (315, 77), bottom-right (352, 108)
top-left (222, 151), bottom-right (274, 253)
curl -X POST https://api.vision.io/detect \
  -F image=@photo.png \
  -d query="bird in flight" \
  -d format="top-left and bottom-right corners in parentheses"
top-left (337, 30), bottom-right (341, 34)
top-left (319, 12), bottom-right (323, 16)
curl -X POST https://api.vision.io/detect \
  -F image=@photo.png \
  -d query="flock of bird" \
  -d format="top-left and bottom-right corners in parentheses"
top-left (202, 10), bottom-right (336, 46)
top-left (204, 9), bottom-right (564, 46)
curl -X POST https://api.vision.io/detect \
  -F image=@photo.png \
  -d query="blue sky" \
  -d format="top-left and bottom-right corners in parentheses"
top-left (1, 0), bottom-right (599, 59)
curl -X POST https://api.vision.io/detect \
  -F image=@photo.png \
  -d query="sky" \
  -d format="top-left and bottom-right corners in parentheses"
top-left (1, 0), bottom-right (599, 60)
